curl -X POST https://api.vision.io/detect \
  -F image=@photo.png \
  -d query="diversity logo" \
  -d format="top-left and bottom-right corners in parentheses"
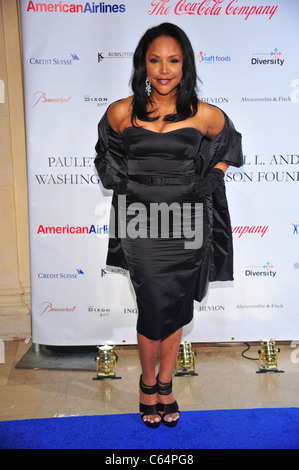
top-left (245, 261), bottom-right (276, 278)
top-left (270, 48), bottom-right (282, 60)
top-left (251, 48), bottom-right (284, 66)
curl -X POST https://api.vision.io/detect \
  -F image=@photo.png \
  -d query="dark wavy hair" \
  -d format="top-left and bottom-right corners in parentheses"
top-left (130, 22), bottom-right (200, 124)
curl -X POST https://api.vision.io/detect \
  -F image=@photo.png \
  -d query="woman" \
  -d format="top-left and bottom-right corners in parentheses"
top-left (95, 22), bottom-right (243, 428)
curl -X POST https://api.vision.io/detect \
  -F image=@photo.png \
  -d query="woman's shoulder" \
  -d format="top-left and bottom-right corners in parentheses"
top-left (107, 96), bottom-right (133, 133)
top-left (196, 100), bottom-right (225, 138)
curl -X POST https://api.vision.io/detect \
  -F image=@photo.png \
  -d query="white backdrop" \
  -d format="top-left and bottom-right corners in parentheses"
top-left (20, 0), bottom-right (299, 345)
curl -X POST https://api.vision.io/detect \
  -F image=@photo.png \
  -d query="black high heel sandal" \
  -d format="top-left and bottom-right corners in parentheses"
top-left (139, 375), bottom-right (161, 429)
top-left (157, 375), bottom-right (180, 428)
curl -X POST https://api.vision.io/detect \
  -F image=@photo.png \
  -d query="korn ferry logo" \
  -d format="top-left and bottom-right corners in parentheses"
top-left (245, 261), bottom-right (277, 278)
top-left (251, 48), bottom-right (284, 66)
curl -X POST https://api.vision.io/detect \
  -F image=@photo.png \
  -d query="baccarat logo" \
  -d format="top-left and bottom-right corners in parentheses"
top-left (32, 91), bottom-right (71, 108)
top-left (40, 301), bottom-right (76, 316)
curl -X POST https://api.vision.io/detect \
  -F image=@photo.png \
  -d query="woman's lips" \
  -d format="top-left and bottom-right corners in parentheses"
top-left (157, 79), bottom-right (171, 85)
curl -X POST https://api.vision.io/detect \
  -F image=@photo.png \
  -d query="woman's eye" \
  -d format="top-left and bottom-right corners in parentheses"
top-left (149, 58), bottom-right (158, 63)
top-left (171, 59), bottom-right (179, 63)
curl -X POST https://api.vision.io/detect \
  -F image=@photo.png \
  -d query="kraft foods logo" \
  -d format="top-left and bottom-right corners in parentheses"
top-left (196, 51), bottom-right (231, 64)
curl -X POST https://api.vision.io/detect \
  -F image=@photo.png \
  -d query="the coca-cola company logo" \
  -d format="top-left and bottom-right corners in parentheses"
top-left (148, 0), bottom-right (278, 20)
top-left (232, 225), bottom-right (269, 238)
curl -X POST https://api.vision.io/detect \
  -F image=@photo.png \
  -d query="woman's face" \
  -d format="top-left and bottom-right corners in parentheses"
top-left (145, 35), bottom-right (183, 97)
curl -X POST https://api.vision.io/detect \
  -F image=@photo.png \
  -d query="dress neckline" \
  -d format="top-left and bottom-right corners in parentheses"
top-left (122, 126), bottom-right (203, 137)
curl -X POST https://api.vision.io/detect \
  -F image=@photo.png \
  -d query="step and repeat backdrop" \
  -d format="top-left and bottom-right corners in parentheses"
top-left (20, 0), bottom-right (298, 345)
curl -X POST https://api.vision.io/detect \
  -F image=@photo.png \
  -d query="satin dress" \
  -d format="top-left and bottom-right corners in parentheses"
top-left (120, 127), bottom-right (207, 340)
top-left (95, 108), bottom-right (243, 342)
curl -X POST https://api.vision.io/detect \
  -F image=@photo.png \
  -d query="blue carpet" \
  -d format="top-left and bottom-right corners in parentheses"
top-left (0, 408), bottom-right (298, 450)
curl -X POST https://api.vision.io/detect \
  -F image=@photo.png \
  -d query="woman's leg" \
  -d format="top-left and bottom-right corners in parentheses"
top-left (137, 327), bottom-right (182, 424)
top-left (158, 327), bottom-right (183, 423)
top-left (137, 332), bottom-right (161, 424)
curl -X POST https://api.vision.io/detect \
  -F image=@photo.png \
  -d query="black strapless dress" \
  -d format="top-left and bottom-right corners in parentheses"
top-left (120, 127), bottom-right (207, 340)
top-left (95, 109), bottom-right (243, 342)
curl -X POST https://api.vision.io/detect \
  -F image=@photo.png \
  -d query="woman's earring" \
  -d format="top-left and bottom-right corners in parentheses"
top-left (179, 79), bottom-right (184, 88)
top-left (145, 77), bottom-right (151, 97)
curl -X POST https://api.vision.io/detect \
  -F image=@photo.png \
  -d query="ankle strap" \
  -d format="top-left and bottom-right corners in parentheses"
top-left (157, 375), bottom-right (173, 396)
top-left (139, 375), bottom-right (158, 395)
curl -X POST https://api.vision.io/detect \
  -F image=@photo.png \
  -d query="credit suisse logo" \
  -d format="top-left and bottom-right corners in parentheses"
top-left (29, 53), bottom-right (79, 66)
top-left (38, 269), bottom-right (84, 279)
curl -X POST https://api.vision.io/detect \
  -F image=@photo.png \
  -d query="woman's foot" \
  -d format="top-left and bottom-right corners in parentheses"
top-left (157, 375), bottom-right (180, 426)
top-left (139, 375), bottom-right (161, 427)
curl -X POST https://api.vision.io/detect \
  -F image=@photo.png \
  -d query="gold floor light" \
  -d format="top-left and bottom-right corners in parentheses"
top-left (93, 344), bottom-right (121, 380)
top-left (175, 341), bottom-right (198, 376)
top-left (257, 339), bottom-right (284, 374)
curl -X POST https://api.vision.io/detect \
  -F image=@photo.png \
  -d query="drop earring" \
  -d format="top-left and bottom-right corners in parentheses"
top-left (145, 77), bottom-right (151, 97)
